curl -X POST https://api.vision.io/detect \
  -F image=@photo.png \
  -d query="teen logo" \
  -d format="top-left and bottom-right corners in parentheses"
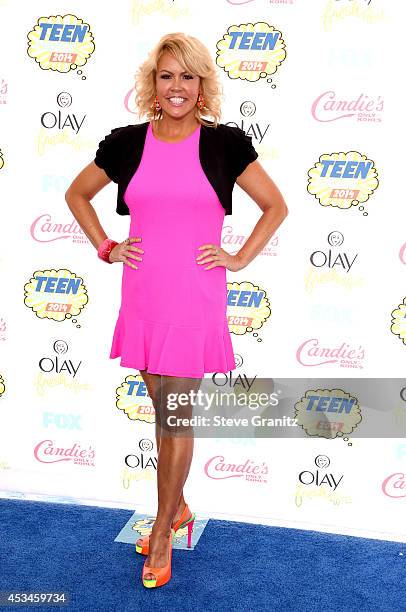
top-left (116, 374), bottom-right (155, 423)
top-left (0, 374), bottom-right (5, 398)
top-left (40, 92), bottom-right (86, 133)
top-left (295, 388), bottom-right (362, 438)
top-left (227, 281), bottom-right (271, 337)
top-left (216, 22), bottom-right (286, 84)
top-left (311, 91), bottom-right (383, 123)
top-left (307, 151), bottom-right (379, 214)
top-left (24, 268), bottom-right (88, 323)
top-left (27, 14), bottom-right (95, 76)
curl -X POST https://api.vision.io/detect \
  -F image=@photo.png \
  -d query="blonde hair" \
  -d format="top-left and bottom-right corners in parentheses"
top-left (134, 32), bottom-right (223, 127)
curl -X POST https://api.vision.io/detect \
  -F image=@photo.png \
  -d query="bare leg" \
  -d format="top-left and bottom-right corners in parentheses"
top-left (138, 369), bottom-right (187, 523)
top-left (143, 374), bottom-right (203, 581)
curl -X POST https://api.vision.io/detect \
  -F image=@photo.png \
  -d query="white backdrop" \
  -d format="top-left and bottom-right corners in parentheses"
top-left (1, 0), bottom-right (406, 542)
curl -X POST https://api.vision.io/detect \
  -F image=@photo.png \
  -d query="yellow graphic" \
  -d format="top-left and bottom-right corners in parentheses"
top-left (322, 0), bottom-right (387, 32)
top-left (34, 372), bottom-right (91, 396)
top-left (295, 484), bottom-right (352, 507)
top-left (132, 516), bottom-right (189, 544)
top-left (116, 374), bottom-right (155, 423)
top-left (0, 149), bottom-right (4, 170)
top-left (132, 517), bottom-right (155, 535)
top-left (227, 281), bottom-right (270, 336)
top-left (307, 151), bottom-right (378, 212)
top-left (27, 14), bottom-right (94, 73)
top-left (0, 374), bottom-right (5, 397)
top-left (304, 266), bottom-right (365, 294)
top-left (216, 22), bottom-right (286, 82)
top-left (24, 269), bottom-right (88, 322)
top-left (131, 0), bottom-right (189, 24)
top-left (390, 298), bottom-right (406, 345)
top-left (122, 467), bottom-right (155, 489)
top-left (295, 388), bottom-right (362, 438)
top-left (36, 127), bottom-right (97, 156)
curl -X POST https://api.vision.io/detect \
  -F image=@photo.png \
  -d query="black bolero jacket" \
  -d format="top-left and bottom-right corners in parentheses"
top-left (94, 120), bottom-right (258, 216)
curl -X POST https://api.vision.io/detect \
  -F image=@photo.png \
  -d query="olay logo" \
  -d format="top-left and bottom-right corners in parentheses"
top-left (204, 454), bottom-right (268, 482)
top-left (382, 473), bottom-right (406, 498)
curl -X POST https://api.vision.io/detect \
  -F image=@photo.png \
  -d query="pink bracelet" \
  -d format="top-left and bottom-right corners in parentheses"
top-left (97, 238), bottom-right (119, 263)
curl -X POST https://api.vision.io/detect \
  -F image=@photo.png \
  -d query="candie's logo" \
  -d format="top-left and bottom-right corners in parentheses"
top-left (227, 281), bottom-right (271, 337)
top-left (24, 269), bottom-right (88, 322)
top-left (295, 389), bottom-right (362, 438)
top-left (307, 151), bottom-right (379, 214)
top-left (27, 14), bottom-right (95, 75)
top-left (216, 22), bottom-right (286, 83)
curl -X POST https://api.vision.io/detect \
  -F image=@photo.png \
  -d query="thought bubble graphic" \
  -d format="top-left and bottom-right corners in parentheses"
top-left (27, 14), bottom-right (95, 73)
top-left (390, 297), bottom-right (406, 345)
top-left (216, 22), bottom-right (286, 82)
top-left (24, 269), bottom-right (88, 322)
top-left (116, 374), bottom-right (155, 423)
top-left (227, 281), bottom-right (271, 336)
top-left (132, 517), bottom-right (155, 535)
top-left (295, 388), bottom-right (362, 438)
top-left (307, 151), bottom-right (378, 212)
top-left (0, 374), bottom-right (5, 397)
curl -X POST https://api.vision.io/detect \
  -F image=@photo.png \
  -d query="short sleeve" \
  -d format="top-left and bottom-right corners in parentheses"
top-left (94, 127), bottom-right (124, 183)
top-left (225, 126), bottom-right (258, 178)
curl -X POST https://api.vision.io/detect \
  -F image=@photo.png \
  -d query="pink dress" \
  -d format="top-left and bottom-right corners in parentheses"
top-left (109, 121), bottom-right (236, 378)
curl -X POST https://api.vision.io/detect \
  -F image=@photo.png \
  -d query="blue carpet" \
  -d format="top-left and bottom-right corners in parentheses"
top-left (0, 498), bottom-right (404, 612)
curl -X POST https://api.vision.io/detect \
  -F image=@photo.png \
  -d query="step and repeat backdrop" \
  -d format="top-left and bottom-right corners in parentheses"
top-left (1, 0), bottom-right (405, 541)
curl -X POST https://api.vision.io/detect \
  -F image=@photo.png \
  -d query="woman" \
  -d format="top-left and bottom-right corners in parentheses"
top-left (65, 32), bottom-right (288, 588)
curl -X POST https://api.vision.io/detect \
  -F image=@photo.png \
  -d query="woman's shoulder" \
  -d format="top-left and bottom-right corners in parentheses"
top-left (101, 121), bottom-right (148, 142)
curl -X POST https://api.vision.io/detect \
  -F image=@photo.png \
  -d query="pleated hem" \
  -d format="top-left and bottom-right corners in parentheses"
top-left (109, 315), bottom-right (236, 377)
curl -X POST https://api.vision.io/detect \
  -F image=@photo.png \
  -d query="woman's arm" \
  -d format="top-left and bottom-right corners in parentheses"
top-left (64, 163), bottom-right (143, 268)
top-left (196, 159), bottom-right (288, 272)
top-left (234, 159), bottom-right (288, 268)
top-left (64, 161), bottom-right (112, 250)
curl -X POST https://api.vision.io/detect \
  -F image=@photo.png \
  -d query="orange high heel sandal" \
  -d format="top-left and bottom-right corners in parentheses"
top-left (136, 503), bottom-right (195, 555)
top-left (142, 528), bottom-right (174, 588)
